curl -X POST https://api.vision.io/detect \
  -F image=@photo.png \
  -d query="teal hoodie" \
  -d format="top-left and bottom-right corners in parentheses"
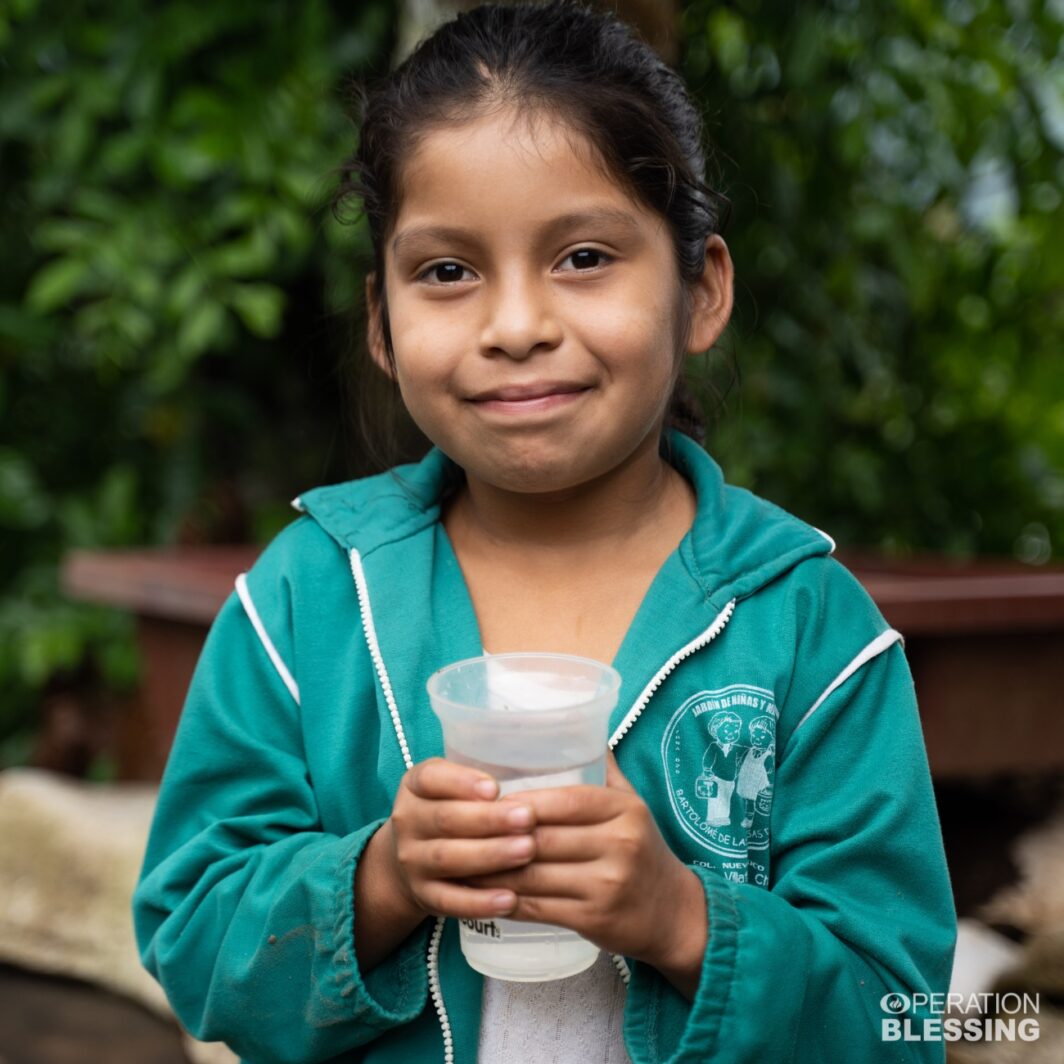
top-left (133, 429), bottom-right (956, 1064)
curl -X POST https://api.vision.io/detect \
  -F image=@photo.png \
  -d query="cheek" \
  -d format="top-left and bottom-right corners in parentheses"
top-left (389, 312), bottom-right (463, 388)
top-left (580, 304), bottom-right (675, 374)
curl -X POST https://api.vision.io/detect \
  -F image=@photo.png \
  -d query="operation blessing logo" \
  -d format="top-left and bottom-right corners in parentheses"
top-left (880, 991), bottom-right (1040, 1043)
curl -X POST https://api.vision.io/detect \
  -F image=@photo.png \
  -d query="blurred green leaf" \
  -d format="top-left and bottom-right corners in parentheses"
top-left (25, 257), bottom-right (92, 313)
top-left (206, 228), bottom-right (277, 278)
top-left (0, 448), bottom-right (50, 528)
top-left (176, 298), bottom-right (227, 360)
top-left (685, 0), bottom-right (1064, 560)
top-left (228, 282), bottom-right (286, 338)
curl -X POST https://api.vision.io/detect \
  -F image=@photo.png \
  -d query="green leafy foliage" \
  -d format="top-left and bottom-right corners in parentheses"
top-left (0, 0), bottom-right (394, 762)
top-left (684, 0), bottom-right (1064, 558)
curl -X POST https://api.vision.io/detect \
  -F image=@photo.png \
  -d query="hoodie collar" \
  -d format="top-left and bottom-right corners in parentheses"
top-left (295, 428), bottom-right (834, 607)
top-left (661, 430), bottom-right (834, 607)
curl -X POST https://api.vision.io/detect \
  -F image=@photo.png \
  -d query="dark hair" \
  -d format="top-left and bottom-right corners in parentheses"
top-left (334, 0), bottom-right (733, 474)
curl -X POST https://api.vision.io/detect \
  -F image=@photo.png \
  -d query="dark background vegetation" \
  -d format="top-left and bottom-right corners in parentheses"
top-left (1, 0), bottom-right (1061, 770)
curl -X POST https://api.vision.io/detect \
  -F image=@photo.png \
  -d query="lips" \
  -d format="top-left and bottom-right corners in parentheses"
top-left (469, 380), bottom-right (590, 402)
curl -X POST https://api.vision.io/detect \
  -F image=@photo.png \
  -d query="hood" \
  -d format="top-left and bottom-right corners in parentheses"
top-left (292, 428), bottom-right (834, 612)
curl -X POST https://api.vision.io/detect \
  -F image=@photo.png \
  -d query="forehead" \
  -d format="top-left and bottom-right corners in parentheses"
top-left (390, 106), bottom-right (664, 249)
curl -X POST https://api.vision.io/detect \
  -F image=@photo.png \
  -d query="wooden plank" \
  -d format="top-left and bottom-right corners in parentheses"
top-left (61, 547), bottom-right (260, 625)
top-left (853, 572), bottom-right (1064, 634)
top-left (120, 617), bottom-right (211, 780)
top-left (908, 631), bottom-right (1064, 778)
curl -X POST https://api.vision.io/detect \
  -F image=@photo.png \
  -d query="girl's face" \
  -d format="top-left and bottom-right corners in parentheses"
top-left (370, 106), bottom-right (726, 494)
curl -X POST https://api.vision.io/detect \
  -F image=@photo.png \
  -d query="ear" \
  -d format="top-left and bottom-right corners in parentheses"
top-left (684, 235), bottom-right (734, 355)
top-left (364, 271), bottom-right (396, 381)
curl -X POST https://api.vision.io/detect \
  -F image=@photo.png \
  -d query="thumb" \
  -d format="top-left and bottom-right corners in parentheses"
top-left (605, 750), bottom-right (636, 792)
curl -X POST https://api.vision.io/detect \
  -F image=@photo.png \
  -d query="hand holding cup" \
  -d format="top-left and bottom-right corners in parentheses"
top-left (384, 757), bottom-right (537, 922)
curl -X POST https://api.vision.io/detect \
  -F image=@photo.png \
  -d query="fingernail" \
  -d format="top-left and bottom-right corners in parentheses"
top-left (474, 779), bottom-right (498, 799)
top-left (506, 805), bottom-right (533, 828)
top-left (509, 836), bottom-right (534, 858)
top-left (492, 892), bottom-right (515, 913)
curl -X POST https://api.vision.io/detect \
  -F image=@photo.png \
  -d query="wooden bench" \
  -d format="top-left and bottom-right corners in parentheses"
top-left (61, 547), bottom-right (1064, 780)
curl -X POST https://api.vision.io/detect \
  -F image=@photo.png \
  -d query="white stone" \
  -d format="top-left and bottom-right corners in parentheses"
top-left (982, 808), bottom-right (1064, 934)
top-left (0, 767), bottom-right (237, 1064)
top-left (950, 918), bottom-right (1022, 1002)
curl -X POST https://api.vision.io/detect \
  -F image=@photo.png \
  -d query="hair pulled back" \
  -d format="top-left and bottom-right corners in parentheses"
top-left (335, 0), bottom-right (732, 469)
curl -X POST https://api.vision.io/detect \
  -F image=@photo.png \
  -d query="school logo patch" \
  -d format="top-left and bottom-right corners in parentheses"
top-left (661, 685), bottom-right (778, 863)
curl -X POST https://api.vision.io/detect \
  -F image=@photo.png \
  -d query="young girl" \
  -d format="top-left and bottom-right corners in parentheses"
top-left (133, 3), bottom-right (957, 1062)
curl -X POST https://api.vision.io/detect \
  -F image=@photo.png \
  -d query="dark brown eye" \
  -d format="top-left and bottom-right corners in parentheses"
top-left (419, 262), bottom-right (471, 284)
top-left (562, 248), bottom-right (612, 271)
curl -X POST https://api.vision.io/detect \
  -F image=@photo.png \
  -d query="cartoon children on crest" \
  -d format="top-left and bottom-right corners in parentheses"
top-left (737, 715), bottom-right (775, 829)
top-left (696, 710), bottom-right (776, 830)
top-left (696, 711), bottom-right (744, 826)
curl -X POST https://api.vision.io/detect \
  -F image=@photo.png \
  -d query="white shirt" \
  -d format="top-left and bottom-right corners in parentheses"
top-left (478, 950), bottom-right (631, 1063)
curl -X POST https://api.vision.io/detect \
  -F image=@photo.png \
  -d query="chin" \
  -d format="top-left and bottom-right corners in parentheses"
top-left (483, 462), bottom-right (586, 495)
top-left (468, 442), bottom-right (596, 495)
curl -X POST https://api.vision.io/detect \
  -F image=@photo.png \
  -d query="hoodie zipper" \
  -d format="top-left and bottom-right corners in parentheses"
top-left (350, 546), bottom-right (735, 1060)
top-left (608, 600), bottom-right (736, 752)
top-left (351, 549), bottom-right (459, 1059)
top-left (605, 597), bottom-right (736, 984)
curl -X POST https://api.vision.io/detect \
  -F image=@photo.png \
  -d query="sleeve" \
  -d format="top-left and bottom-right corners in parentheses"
top-left (131, 584), bottom-right (432, 1064)
top-left (623, 639), bottom-right (958, 1064)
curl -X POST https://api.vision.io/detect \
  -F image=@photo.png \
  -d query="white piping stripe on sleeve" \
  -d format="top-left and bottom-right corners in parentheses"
top-left (794, 628), bottom-right (902, 732)
top-left (235, 573), bottom-right (301, 706)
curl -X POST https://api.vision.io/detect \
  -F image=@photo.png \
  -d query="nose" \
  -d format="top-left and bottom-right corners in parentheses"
top-left (478, 268), bottom-right (564, 360)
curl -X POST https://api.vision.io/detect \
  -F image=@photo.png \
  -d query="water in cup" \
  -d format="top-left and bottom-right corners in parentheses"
top-left (427, 653), bottom-right (621, 981)
top-left (450, 752), bottom-right (606, 980)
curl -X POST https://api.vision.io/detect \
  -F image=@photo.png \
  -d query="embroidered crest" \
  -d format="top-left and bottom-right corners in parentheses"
top-left (661, 686), bottom-right (778, 863)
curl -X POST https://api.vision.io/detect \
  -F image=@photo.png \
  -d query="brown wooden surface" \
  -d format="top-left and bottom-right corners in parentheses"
top-left (907, 630), bottom-right (1063, 778)
top-left (60, 546), bottom-right (1064, 780)
top-left (62, 546), bottom-right (259, 625)
top-left (841, 551), bottom-right (1064, 634)
top-left (119, 617), bottom-right (214, 781)
top-left (0, 963), bottom-right (189, 1064)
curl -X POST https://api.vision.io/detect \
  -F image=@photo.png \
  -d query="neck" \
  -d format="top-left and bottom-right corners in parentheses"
top-left (446, 431), bottom-right (693, 560)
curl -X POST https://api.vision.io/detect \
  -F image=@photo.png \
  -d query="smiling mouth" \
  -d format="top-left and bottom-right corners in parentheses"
top-left (469, 387), bottom-right (591, 415)
top-left (469, 379), bottom-right (592, 401)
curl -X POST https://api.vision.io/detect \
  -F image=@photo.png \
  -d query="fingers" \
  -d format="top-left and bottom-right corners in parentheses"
top-left (398, 759), bottom-right (537, 840)
top-left (418, 880), bottom-right (519, 920)
top-left (412, 833), bottom-right (536, 879)
top-left (406, 757), bottom-right (499, 801)
top-left (508, 895), bottom-right (587, 930)
top-left (516, 784), bottom-right (624, 825)
top-left (527, 823), bottom-right (607, 861)
top-left (466, 861), bottom-right (590, 898)
top-left (427, 797), bottom-right (535, 839)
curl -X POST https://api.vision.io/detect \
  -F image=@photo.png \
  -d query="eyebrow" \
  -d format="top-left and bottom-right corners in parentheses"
top-left (391, 206), bottom-right (644, 258)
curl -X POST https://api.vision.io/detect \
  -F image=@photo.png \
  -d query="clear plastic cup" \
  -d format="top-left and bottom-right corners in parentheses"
top-left (427, 652), bottom-right (621, 981)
